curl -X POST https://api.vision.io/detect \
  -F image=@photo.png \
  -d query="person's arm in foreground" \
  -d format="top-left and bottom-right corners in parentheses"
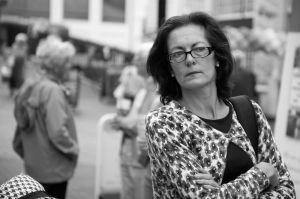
top-left (146, 111), bottom-right (271, 199)
top-left (251, 101), bottom-right (295, 198)
top-left (43, 85), bottom-right (79, 160)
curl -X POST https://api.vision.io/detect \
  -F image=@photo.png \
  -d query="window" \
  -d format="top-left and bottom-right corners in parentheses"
top-left (64, 0), bottom-right (89, 20)
top-left (2, 0), bottom-right (49, 18)
top-left (27, 0), bottom-right (49, 18)
top-left (214, 0), bottom-right (254, 15)
top-left (102, 0), bottom-right (125, 23)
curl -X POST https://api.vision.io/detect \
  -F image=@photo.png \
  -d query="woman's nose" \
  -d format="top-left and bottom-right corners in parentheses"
top-left (185, 53), bottom-right (196, 67)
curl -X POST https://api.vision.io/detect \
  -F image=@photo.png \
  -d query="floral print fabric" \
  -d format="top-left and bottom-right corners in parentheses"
top-left (145, 100), bottom-right (295, 199)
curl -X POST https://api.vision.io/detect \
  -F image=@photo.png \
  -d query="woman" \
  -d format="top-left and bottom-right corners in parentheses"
top-left (13, 36), bottom-right (79, 199)
top-left (145, 12), bottom-right (295, 198)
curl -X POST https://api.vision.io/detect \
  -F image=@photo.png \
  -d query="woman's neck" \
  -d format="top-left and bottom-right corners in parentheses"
top-left (179, 88), bottom-right (227, 120)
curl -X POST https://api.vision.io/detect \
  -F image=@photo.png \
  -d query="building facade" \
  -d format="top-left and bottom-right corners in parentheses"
top-left (1, 0), bottom-right (151, 52)
top-left (1, 0), bottom-right (290, 51)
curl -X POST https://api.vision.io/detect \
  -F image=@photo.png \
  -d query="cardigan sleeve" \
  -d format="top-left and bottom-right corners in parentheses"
top-left (251, 101), bottom-right (296, 198)
top-left (146, 110), bottom-right (270, 199)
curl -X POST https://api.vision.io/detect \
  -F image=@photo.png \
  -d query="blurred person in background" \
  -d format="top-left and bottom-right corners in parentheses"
top-left (127, 43), bottom-right (162, 199)
top-left (27, 20), bottom-right (49, 57)
top-left (115, 74), bottom-right (160, 199)
top-left (0, 38), bottom-right (11, 83)
top-left (135, 75), bottom-right (160, 199)
top-left (12, 36), bottom-right (79, 199)
top-left (231, 49), bottom-right (258, 101)
top-left (110, 64), bottom-right (146, 199)
top-left (145, 11), bottom-right (295, 198)
top-left (8, 33), bottom-right (28, 97)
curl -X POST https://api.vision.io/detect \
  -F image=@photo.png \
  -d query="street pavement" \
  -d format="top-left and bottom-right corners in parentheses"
top-left (0, 77), bottom-right (116, 199)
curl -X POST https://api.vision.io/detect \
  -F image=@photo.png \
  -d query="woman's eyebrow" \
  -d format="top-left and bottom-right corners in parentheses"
top-left (169, 41), bottom-right (208, 52)
top-left (169, 46), bottom-right (185, 53)
top-left (192, 41), bottom-right (207, 47)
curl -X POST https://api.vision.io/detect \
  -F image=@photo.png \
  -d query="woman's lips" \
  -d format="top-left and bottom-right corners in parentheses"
top-left (186, 71), bottom-right (201, 76)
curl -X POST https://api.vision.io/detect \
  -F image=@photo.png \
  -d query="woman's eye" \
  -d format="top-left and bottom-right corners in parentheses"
top-left (193, 47), bottom-right (205, 52)
top-left (172, 51), bottom-right (184, 58)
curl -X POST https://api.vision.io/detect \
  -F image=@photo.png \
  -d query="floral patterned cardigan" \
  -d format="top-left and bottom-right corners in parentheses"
top-left (145, 100), bottom-right (295, 199)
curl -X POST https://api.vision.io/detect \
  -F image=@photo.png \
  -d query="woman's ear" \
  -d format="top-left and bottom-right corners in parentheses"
top-left (168, 64), bottom-right (175, 77)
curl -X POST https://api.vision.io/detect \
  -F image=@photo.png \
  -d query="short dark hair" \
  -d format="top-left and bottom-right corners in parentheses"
top-left (147, 12), bottom-right (233, 104)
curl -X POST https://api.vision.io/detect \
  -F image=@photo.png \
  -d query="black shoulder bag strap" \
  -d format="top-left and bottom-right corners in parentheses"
top-left (229, 95), bottom-right (258, 156)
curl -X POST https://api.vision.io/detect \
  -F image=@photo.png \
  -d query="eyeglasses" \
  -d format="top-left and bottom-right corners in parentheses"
top-left (168, 47), bottom-right (214, 63)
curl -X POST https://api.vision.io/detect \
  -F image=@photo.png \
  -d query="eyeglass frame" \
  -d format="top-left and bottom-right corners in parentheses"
top-left (168, 46), bottom-right (214, 63)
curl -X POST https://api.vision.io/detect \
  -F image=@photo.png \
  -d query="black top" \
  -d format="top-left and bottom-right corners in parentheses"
top-left (200, 102), bottom-right (253, 184)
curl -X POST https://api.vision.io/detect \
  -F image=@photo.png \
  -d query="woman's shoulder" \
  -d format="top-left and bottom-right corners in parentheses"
top-left (249, 99), bottom-right (264, 115)
top-left (146, 101), bottom-right (182, 122)
top-left (33, 79), bottom-right (65, 102)
top-left (39, 78), bottom-right (65, 92)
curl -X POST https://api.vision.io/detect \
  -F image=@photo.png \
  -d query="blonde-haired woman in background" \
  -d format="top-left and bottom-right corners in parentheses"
top-left (13, 36), bottom-right (78, 199)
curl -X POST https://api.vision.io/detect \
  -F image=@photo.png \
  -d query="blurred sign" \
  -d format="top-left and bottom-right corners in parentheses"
top-left (275, 33), bottom-right (300, 195)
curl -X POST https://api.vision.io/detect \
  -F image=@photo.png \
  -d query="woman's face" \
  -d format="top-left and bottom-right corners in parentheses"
top-left (58, 58), bottom-right (72, 82)
top-left (50, 57), bottom-right (71, 82)
top-left (167, 24), bottom-right (217, 92)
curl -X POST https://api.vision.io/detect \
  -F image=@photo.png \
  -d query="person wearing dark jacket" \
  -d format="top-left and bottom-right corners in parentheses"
top-left (231, 50), bottom-right (258, 101)
top-left (8, 33), bottom-right (28, 96)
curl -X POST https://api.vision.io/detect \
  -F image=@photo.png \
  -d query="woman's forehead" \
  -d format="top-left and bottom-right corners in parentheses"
top-left (167, 24), bottom-right (209, 49)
